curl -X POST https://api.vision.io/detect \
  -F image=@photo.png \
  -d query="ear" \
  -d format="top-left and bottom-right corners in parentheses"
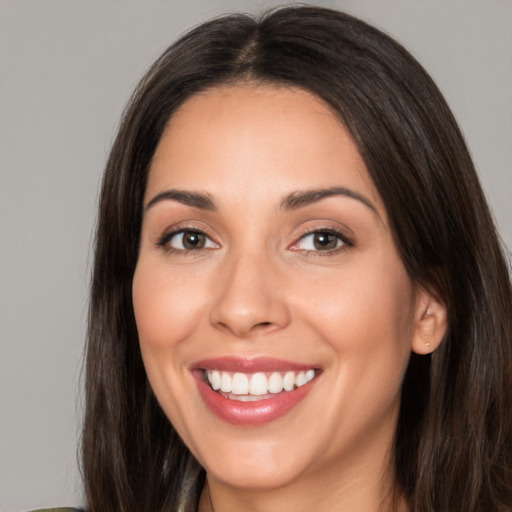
top-left (411, 287), bottom-right (448, 355)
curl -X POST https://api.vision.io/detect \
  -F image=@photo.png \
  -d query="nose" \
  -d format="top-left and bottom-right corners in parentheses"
top-left (209, 252), bottom-right (290, 338)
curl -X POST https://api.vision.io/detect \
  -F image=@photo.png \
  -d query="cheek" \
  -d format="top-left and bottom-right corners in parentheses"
top-left (132, 260), bottom-right (206, 433)
top-left (295, 253), bottom-right (416, 365)
top-left (132, 261), bottom-right (206, 351)
top-left (302, 258), bottom-right (415, 424)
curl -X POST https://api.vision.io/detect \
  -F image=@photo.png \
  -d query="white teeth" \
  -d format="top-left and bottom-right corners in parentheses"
top-left (283, 371), bottom-right (295, 391)
top-left (209, 370), bottom-right (221, 390)
top-left (232, 373), bottom-right (249, 394)
top-left (220, 372), bottom-right (232, 393)
top-left (232, 394), bottom-right (271, 402)
top-left (305, 369), bottom-right (315, 383)
top-left (206, 368), bottom-right (317, 397)
top-left (268, 372), bottom-right (283, 393)
top-left (249, 372), bottom-right (268, 395)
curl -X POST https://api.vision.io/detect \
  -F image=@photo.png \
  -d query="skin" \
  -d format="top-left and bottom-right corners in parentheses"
top-left (132, 84), bottom-right (446, 512)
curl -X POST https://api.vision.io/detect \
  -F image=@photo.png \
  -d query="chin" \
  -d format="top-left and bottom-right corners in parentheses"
top-left (204, 456), bottom-right (305, 491)
top-left (189, 432), bottom-right (311, 490)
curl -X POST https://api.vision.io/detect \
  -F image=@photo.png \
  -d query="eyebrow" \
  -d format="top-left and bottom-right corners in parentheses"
top-left (144, 186), bottom-right (378, 217)
top-left (145, 189), bottom-right (217, 212)
top-left (281, 186), bottom-right (378, 215)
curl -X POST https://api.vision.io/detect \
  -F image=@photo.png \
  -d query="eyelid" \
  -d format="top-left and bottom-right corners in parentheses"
top-left (288, 225), bottom-right (354, 254)
top-left (155, 223), bottom-right (220, 252)
top-left (170, 231), bottom-right (218, 250)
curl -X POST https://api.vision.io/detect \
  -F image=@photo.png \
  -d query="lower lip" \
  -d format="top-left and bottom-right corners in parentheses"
top-left (195, 373), bottom-right (316, 425)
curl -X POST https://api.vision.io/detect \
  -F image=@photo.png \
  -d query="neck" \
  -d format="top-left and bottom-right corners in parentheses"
top-left (197, 399), bottom-right (408, 512)
top-left (198, 452), bottom-right (409, 512)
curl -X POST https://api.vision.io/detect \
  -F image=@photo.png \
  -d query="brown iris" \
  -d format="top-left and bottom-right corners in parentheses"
top-left (313, 232), bottom-right (338, 250)
top-left (182, 231), bottom-right (206, 250)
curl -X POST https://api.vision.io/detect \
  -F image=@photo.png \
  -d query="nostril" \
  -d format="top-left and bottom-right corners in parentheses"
top-left (250, 321), bottom-right (278, 334)
top-left (214, 320), bottom-right (278, 338)
top-left (252, 321), bottom-right (275, 332)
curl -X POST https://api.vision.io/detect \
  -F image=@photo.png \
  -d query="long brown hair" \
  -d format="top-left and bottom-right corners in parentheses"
top-left (83, 6), bottom-right (512, 511)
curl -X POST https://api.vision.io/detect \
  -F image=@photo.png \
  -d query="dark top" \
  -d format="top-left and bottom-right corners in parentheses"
top-left (30, 508), bottom-right (81, 512)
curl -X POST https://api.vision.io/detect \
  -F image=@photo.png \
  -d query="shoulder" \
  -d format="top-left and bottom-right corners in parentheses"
top-left (29, 509), bottom-right (82, 512)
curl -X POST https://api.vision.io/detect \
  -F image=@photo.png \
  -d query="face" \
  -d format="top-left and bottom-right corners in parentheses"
top-left (133, 85), bottom-right (423, 492)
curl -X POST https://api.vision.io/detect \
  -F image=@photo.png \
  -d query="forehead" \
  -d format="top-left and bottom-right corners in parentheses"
top-left (147, 84), bottom-right (382, 211)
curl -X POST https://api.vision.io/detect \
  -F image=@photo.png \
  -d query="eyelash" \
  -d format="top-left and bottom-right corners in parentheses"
top-left (156, 227), bottom-right (218, 255)
top-left (156, 227), bottom-right (354, 256)
top-left (289, 227), bottom-right (354, 256)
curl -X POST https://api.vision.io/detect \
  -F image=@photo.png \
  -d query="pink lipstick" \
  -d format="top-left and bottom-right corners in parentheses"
top-left (191, 357), bottom-right (320, 425)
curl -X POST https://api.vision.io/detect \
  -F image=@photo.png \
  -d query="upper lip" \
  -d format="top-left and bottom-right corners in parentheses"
top-left (190, 356), bottom-right (319, 373)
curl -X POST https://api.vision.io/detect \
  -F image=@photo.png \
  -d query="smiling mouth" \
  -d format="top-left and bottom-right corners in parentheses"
top-left (204, 369), bottom-right (318, 401)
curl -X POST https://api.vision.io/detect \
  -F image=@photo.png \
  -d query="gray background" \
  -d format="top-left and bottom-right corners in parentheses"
top-left (1, 1), bottom-right (510, 510)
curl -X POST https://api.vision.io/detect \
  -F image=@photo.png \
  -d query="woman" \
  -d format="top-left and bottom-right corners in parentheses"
top-left (80, 5), bottom-right (512, 512)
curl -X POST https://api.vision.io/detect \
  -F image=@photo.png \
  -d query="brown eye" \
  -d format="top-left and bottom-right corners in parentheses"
top-left (289, 229), bottom-right (353, 254)
top-left (312, 232), bottom-right (339, 250)
top-left (164, 230), bottom-right (218, 251)
top-left (181, 231), bottom-right (206, 249)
